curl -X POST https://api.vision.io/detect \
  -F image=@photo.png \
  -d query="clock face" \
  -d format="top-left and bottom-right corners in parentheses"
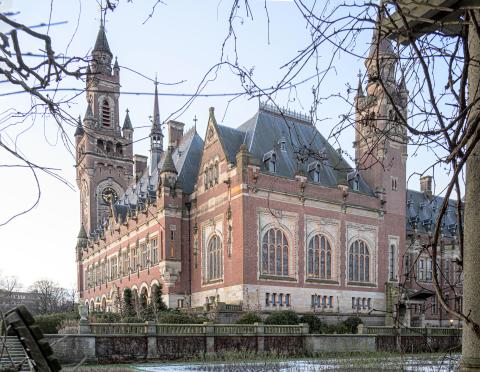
top-left (101, 186), bottom-right (118, 204)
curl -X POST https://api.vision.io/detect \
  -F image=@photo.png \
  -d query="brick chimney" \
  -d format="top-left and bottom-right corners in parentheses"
top-left (134, 154), bottom-right (148, 182)
top-left (420, 175), bottom-right (433, 198)
top-left (167, 120), bottom-right (185, 148)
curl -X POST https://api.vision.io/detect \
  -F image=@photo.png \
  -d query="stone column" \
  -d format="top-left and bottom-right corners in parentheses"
top-left (461, 9), bottom-right (480, 371)
top-left (255, 322), bottom-right (265, 353)
top-left (146, 321), bottom-right (158, 359)
top-left (357, 323), bottom-right (364, 334)
top-left (204, 322), bottom-right (215, 353)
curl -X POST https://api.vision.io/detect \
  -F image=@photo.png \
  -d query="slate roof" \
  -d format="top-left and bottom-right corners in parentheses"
top-left (107, 128), bottom-right (203, 227)
top-left (93, 25), bottom-right (112, 55)
top-left (215, 105), bottom-right (373, 195)
top-left (122, 110), bottom-right (133, 130)
top-left (406, 189), bottom-right (461, 237)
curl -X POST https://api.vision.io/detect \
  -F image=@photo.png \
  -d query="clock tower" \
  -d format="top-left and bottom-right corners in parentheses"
top-left (75, 23), bottom-right (134, 235)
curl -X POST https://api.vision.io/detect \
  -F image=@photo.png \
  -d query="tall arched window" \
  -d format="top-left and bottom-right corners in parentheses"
top-left (261, 228), bottom-right (289, 276)
top-left (307, 234), bottom-right (332, 279)
top-left (214, 161), bottom-right (219, 184)
top-left (348, 239), bottom-right (370, 282)
top-left (207, 235), bottom-right (223, 281)
top-left (102, 99), bottom-right (111, 127)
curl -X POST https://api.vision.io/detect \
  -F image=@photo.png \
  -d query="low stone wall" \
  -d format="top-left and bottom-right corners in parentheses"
top-left (376, 335), bottom-right (461, 353)
top-left (305, 334), bottom-right (376, 353)
top-left (46, 333), bottom-right (461, 365)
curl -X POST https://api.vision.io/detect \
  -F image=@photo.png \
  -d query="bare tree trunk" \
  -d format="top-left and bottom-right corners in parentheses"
top-left (461, 9), bottom-right (480, 370)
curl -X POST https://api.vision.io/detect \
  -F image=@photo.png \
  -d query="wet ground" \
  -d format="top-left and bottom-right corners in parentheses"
top-left (132, 354), bottom-right (460, 371)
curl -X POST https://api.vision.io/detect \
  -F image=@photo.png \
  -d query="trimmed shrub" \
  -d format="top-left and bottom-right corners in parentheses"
top-left (235, 312), bottom-right (262, 324)
top-left (343, 316), bottom-right (363, 334)
top-left (152, 284), bottom-right (167, 313)
top-left (121, 316), bottom-right (144, 323)
top-left (34, 312), bottom-right (79, 334)
top-left (123, 288), bottom-right (135, 318)
top-left (300, 313), bottom-right (326, 334)
top-left (264, 310), bottom-right (299, 325)
top-left (157, 311), bottom-right (206, 324)
top-left (89, 311), bottom-right (122, 323)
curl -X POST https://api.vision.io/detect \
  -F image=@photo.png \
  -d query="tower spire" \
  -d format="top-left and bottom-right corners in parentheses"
top-left (150, 78), bottom-right (164, 172)
top-left (152, 76), bottom-right (161, 130)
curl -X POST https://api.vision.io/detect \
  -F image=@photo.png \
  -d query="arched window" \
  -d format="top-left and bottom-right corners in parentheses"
top-left (204, 168), bottom-right (209, 190)
top-left (106, 141), bottom-right (113, 154)
top-left (310, 164), bottom-right (321, 183)
top-left (102, 99), bottom-right (111, 127)
top-left (214, 161), bottom-right (219, 184)
top-left (207, 235), bottom-right (223, 281)
top-left (116, 143), bottom-right (123, 155)
top-left (261, 228), bottom-right (289, 276)
top-left (307, 234), bottom-right (332, 279)
top-left (97, 139), bottom-right (104, 152)
top-left (348, 239), bottom-right (370, 282)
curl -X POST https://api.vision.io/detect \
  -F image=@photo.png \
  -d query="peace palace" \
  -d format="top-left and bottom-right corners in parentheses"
top-left (75, 23), bottom-right (462, 327)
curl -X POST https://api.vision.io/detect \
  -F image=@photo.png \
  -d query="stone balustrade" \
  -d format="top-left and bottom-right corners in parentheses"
top-left (84, 321), bottom-right (306, 336)
top-left (359, 325), bottom-right (462, 337)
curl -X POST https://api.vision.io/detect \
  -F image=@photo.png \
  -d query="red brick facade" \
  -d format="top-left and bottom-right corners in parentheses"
top-left (75, 25), bottom-right (461, 327)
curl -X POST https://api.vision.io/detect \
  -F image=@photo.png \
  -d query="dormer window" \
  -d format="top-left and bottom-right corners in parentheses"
top-left (278, 137), bottom-right (286, 152)
top-left (353, 178), bottom-right (360, 191)
top-left (308, 162), bottom-right (321, 183)
top-left (263, 151), bottom-right (276, 173)
top-left (101, 99), bottom-right (111, 127)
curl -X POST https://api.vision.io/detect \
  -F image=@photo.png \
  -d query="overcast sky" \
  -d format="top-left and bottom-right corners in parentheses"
top-left (0, 0), bottom-right (451, 290)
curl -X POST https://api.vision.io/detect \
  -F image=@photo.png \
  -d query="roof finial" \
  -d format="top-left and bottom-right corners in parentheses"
top-left (193, 115), bottom-right (198, 132)
top-left (357, 70), bottom-right (364, 97)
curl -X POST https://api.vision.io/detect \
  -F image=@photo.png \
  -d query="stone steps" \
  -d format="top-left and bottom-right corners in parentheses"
top-left (0, 336), bottom-right (31, 371)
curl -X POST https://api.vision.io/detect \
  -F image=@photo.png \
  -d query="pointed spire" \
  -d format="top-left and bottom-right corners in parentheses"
top-left (368, 5), bottom-right (394, 59)
top-left (76, 224), bottom-right (88, 249)
top-left (208, 107), bottom-right (217, 125)
top-left (123, 108), bottom-right (133, 130)
top-left (356, 70), bottom-right (364, 97)
top-left (75, 116), bottom-right (84, 137)
top-left (160, 146), bottom-right (177, 174)
top-left (152, 78), bottom-right (161, 132)
top-left (114, 57), bottom-right (119, 70)
top-left (93, 22), bottom-right (112, 56)
top-left (84, 101), bottom-right (94, 121)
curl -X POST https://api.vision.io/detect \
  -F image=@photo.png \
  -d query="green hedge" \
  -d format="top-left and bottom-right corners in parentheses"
top-left (235, 312), bottom-right (262, 324)
top-left (264, 310), bottom-right (300, 325)
top-left (34, 312), bottom-right (80, 334)
top-left (157, 311), bottom-right (208, 324)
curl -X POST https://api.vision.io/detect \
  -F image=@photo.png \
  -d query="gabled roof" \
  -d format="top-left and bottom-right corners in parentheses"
top-left (215, 124), bottom-right (245, 164)
top-left (173, 128), bottom-right (204, 194)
